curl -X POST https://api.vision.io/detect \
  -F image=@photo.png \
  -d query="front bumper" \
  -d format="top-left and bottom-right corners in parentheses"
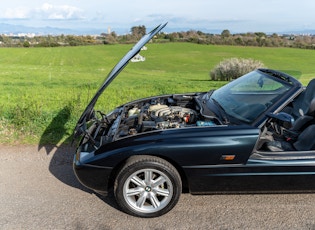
top-left (73, 148), bottom-right (113, 195)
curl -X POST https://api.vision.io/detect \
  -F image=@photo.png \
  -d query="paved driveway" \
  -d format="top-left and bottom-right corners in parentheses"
top-left (1, 145), bottom-right (315, 229)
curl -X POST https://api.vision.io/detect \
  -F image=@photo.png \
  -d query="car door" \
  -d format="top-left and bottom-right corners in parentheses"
top-left (188, 150), bottom-right (315, 194)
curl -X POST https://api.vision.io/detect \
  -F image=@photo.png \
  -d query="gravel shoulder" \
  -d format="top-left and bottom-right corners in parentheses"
top-left (1, 144), bottom-right (315, 229)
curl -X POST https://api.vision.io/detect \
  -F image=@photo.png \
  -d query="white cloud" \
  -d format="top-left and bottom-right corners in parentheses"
top-left (1, 0), bottom-right (315, 34)
top-left (41, 3), bottom-right (53, 11)
top-left (36, 3), bottom-right (85, 20)
top-left (3, 7), bottom-right (30, 19)
top-left (2, 3), bottom-right (84, 20)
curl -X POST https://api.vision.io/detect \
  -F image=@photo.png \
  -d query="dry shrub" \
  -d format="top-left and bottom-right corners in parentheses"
top-left (210, 58), bottom-right (265, 81)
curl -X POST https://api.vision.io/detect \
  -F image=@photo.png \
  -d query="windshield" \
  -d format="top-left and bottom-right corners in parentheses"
top-left (210, 70), bottom-right (292, 123)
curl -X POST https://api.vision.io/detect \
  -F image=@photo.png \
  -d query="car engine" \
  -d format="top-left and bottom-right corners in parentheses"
top-left (115, 95), bottom-right (219, 139)
top-left (117, 104), bottom-right (198, 137)
top-left (80, 94), bottom-right (221, 149)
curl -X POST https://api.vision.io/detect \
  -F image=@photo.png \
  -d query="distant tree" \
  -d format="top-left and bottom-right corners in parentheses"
top-left (23, 41), bottom-right (30, 48)
top-left (131, 25), bottom-right (146, 39)
top-left (83, 35), bottom-right (96, 44)
top-left (221, 29), bottom-right (231, 38)
top-left (255, 32), bottom-right (266, 38)
top-left (234, 36), bottom-right (244, 45)
top-left (65, 35), bottom-right (81, 46)
top-left (104, 32), bottom-right (118, 44)
top-left (197, 30), bottom-right (204, 36)
top-left (110, 31), bottom-right (117, 38)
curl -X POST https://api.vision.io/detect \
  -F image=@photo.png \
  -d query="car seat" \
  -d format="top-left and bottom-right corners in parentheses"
top-left (289, 97), bottom-right (315, 134)
top-left (291, 79), bottom-right (315, 119)
top-left (267, 98), bottom-right (315, 151)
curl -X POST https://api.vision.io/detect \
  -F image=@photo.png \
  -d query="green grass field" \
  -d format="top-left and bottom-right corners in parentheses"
top-left (1, 43), bottom-right (315, 144)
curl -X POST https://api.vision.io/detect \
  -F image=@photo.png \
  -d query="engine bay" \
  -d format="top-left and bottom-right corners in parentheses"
top-left (80, 91), bottom-right (303, 153)
top-left (82, 93), bottom-right (224, 147)
top-left (116, 94), bottom-right (221, 138)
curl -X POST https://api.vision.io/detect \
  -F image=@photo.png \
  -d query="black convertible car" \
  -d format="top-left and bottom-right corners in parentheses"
top-left (73, 23), bottom-right (315, 217)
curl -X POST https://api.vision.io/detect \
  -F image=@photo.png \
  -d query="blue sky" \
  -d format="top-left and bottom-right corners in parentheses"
top-left (1, 0), bottom-right (315, 34)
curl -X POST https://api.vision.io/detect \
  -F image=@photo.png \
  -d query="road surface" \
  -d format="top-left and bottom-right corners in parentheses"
top-left (1, 144), bottom-right (315, 229)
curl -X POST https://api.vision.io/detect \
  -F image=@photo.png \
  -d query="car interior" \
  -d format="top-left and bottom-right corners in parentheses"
top-left (266, 98), bottom-right (315, 151)
top-left (255, 80), bottom-right (315, 156)
top-left (287, 79), bottom-right (315, 119)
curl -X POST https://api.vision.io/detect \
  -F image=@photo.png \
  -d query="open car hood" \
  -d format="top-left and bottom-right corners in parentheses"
top-left (73, 23), bottom-right (167, 138)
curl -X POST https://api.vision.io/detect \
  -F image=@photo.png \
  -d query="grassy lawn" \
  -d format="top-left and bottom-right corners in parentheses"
top-left (0, 43), bottom-right (315, 144)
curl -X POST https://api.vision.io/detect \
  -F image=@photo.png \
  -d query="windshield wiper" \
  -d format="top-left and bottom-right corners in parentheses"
top-left (205, 90), bottom-right (214, 100)
top-left (211, 98), bottom-right (229, 124)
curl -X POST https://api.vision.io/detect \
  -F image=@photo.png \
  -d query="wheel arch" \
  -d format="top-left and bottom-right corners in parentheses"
top-left (107, 154), bottom-right (189, 193)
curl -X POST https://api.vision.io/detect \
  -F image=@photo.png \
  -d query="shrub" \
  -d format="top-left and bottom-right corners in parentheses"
top-left (210, 58), bottom-right (265, 81)
top-left (23, 41), bottom-right (30, 48)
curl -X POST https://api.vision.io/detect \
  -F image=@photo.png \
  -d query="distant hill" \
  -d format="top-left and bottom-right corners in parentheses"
top-left (0, 22), bottom-right (315, 36)
top-left (0, 23), bottom-right (103, 35)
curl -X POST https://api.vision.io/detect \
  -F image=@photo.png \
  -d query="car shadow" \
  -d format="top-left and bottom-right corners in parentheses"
top-left (38, 106), bottom-right (119, 210)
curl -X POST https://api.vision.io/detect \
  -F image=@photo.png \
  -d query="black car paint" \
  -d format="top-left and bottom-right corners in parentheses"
top-left (74, 123), bottom-right (260, 193)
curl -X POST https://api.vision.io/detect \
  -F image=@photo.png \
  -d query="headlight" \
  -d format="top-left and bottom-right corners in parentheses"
top-left (76, 148), bottom-right (95, 164)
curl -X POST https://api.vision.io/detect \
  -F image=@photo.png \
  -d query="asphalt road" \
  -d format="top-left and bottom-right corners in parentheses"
top-left (1, 145), bottom-right (315, 230)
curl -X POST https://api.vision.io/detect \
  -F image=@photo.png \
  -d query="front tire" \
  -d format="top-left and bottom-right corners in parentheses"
top-left (114, 155), bottom-right (182, 218)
